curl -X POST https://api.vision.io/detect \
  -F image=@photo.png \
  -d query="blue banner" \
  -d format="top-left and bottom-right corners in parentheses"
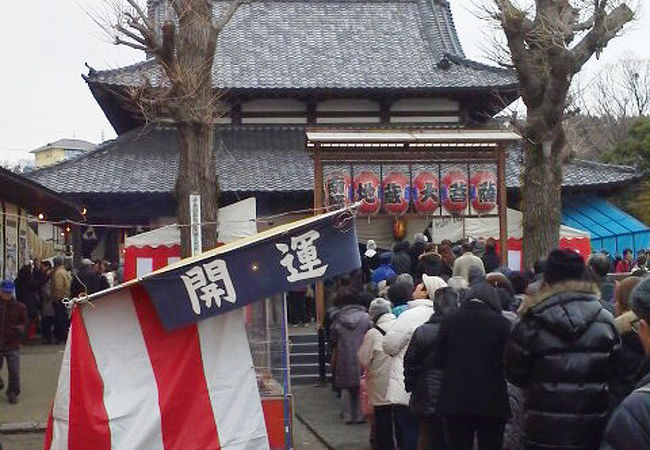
top-left (141, 212), bottom-right (360, 331)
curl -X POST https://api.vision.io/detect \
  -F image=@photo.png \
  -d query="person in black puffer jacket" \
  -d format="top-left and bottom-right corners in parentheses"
top-left (504, 249), bottom-right (621, 450)
top-left (404, 287), bottom-right (459, 450)
top-left (601, 277), bottom-right (650, 450)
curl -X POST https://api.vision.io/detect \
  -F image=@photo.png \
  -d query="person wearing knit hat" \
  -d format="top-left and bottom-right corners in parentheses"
top-left (368, 298), bottom-right (392, 322)
top-left (0, 279), bottom-right (28, 404)
top-left (505, 248), bottom-right (619, 450)
top-left (358, 298), bottom-right (397, 447)
top-left (416, 274), bottom-right (447, 301)
top-left (602, 277), bottom-right (650, 449)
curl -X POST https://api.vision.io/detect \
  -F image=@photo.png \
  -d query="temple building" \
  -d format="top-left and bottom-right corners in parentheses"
top-left (29, 0), bottom-right (645, 260)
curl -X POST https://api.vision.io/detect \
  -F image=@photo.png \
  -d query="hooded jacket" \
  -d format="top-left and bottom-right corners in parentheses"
top-left (403, 312), bottom-right (445, 417)
top-left (331, 304), bottom-right (372, 388)
top-left (504, 280), bottom-right (621, 450)
top-left (382, 299), bottom-right (434, 405)
top-left (357, 313), bottom-right (397, 406)
top-left (600, 357), bottom-right (650, 450)
top-left (0, 298), bottom-right (28, 351)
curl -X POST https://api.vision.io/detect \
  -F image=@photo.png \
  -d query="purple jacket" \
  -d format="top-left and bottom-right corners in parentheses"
top-left (331, 304), bottom-right (371, 388)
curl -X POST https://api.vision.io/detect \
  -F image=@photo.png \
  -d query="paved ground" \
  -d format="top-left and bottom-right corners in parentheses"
top-left (0, 419), bottom-right (328, 450)
top-left (0, 343), bottom-right (346, 449)
top-left (293, 385), bottom-right (370, 450)
top-left (0, 344), bottom-right (64, 426)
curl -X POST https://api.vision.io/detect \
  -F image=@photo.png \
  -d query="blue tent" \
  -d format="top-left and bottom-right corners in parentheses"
top-left (562, 195), bottom-right (650, 256)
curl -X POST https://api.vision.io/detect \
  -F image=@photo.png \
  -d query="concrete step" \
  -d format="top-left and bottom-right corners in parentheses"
top-left (290, 341), bottom-right (319, 354)
top-left (291, 373), bottom-right (331, 385)
top-left (289, 333), bottom-right (319, 344)
top-left (291, 362), bottom-right (332, 375)
top-left (290, 352), bottom-right (321, 364)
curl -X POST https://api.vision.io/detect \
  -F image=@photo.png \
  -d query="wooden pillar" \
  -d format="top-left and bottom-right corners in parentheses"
top-left (497, 146), bottom-right (508, 266)
top-left (312, 145), bottom-right (326, 325)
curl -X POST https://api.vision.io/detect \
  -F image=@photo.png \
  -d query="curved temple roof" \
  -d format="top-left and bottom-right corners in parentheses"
top-left (28, 125), bottom-right (639, 196)
top-left (85, 0), bottom-right (517, 91)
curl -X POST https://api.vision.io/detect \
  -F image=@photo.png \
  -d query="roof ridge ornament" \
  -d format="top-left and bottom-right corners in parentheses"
top-left (437, 55), bottom-right (451, 70)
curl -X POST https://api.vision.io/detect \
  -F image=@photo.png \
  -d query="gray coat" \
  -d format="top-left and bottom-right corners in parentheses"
top-left (331, 304), bottom-right (372, 388)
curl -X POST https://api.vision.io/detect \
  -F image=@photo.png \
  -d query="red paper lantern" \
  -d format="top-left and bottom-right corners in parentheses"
top-left (413, 171), bottom-right (439, 214)
top-left (382, 172), bottom-right (410, 216)
top-left (325, 171), bottom-right (352, 207)
top-left (441, 170), bottom-right (468, 214)
top-left (470, 170), bottom-right (498, 213)
top-left (354, 171), bottom-right (381, 215)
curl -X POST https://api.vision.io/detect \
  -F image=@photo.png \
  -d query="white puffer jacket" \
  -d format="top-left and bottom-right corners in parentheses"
top-left (382, 299), bottom-right (434, 406)
top-left (357, 313), bottom-right (397, 406)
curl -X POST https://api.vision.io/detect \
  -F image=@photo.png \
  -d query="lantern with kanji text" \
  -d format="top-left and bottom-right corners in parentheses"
top-left (441, 170), bottom-right (468, 214)
top-left (382, 171), bottom-right (410, 216)
top-left (354, 171), bottom-right (381, 215)
top-left (412, 171), bottom-right (439, 214)
top-left (325, 171), bottom-right (352, 207)
top-left (470, 170), bottom-right (498, 213)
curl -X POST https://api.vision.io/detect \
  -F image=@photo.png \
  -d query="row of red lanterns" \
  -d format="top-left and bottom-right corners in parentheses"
top-left (325, 169), bottom-right (498, 216)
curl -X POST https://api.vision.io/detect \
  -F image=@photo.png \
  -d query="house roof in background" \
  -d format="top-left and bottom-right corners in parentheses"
top-left (28, 125), bottom-right (639, 196)
top-left (31, 139), bottom-right (96, 154)
top-left (0, 166), bottom-right (82, 219)
top-left (85, 0), bottom-right (517, 92)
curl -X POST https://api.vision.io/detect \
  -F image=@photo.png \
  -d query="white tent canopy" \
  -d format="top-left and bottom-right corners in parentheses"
top-left (125, 197), bottom-right (257, 248)
top-left (356, 208), bottom-right (589, 249)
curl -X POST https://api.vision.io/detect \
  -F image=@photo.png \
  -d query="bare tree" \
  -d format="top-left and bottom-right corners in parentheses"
top-left (97, 0), bottom-right (242, 256)
top-left (569, 55), bottom-right (650, 158)
top-left (488, 0), bottom-right (635, 267)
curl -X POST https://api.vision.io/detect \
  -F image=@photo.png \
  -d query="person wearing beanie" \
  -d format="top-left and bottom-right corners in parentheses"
top-left (602, 277), bottom-right (650, 450)
top-left (504, 249), bottom-right (620, 450)
top-left (358, 298), bottom-right (397, 449)
top-left (414, 274), bottom-right (447, 301)
top-left (404, 287), bottom-right (459, 450)
top-left (0, 280), bottom-right (28, 404)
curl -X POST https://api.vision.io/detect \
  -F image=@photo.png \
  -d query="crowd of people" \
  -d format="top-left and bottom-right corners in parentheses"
top-left (326, 235), bottom-right (650, 450)
top-left (0, 256), bottom-right (119, 405)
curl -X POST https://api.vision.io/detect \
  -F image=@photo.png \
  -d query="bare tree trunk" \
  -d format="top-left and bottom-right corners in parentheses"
top-left (521, 128), bottom-right (565, 268)
top-left (175, 123), bottom-right (219, 257)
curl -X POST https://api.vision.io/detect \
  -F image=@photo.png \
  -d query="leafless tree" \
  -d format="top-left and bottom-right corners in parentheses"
top-left (95, 0), bottom-right (242, 256)
top-left (487, 0), bottom-right (635, 267)
top-left (568, 55), bottom-right (650, 158)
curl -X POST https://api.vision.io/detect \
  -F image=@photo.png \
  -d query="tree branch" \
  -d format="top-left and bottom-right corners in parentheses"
top-left (114, 36), bottom-right (149, 51)
top-left (571, 3), bottom-right (634, 72)
top-left (213, 0), bottom-right (244, 33)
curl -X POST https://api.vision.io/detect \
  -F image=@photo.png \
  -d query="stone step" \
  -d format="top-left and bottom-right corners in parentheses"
top-left (289, 341), bottom-right (319, 354)
top-left (290, 352), bottom-right (320, 365)
top-left (289, 333), bottom-right (319, 344)
top-left (291, 362), bottom-right (332, 375)
top-left (290, 373), bottom-right (331, 385)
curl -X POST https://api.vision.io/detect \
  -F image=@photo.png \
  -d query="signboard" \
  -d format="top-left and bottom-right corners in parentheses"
top-left (141, 212), bottom-right (360, 330)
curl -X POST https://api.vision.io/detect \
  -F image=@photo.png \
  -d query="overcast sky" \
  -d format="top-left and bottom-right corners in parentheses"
top-left (1, 0), bottom-right (648, 162)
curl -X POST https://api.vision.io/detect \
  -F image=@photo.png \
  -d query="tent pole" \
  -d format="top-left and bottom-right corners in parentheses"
top-left (312, 144), bottom-right (328, 385)
top-left (497, 146), bottom-right (508, 267)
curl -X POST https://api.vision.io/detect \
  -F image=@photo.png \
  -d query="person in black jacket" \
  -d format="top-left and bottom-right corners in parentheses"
top-left (404, 287), bottom-right (459, 450)
top-left (434, 282), bottom-right (512, 450)
top-left (481, 238), bottom-right (500, 274)
top-left (601, 277), bottom-right (650, 450)
top-left (504, 249), bottom-right (621, 450)
top-left (70, 259), bottom-right (110, 298)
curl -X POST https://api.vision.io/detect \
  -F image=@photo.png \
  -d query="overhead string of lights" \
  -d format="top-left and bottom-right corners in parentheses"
top-left (0, 204), bottom-right (350, 231)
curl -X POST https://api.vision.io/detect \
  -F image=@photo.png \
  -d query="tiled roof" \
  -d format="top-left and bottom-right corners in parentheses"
top-left (31, 139), bottom-right (96, 154)
top-left (85, 0), bottom-right (517, 91)
top-left (28, 125), bottom-right (639, 195)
